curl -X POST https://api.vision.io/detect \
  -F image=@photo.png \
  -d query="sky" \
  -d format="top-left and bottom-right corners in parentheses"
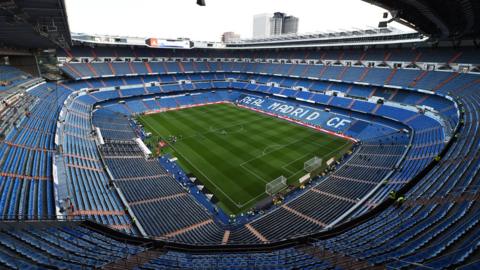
top-left (65, 0), bottom-right (413, 42)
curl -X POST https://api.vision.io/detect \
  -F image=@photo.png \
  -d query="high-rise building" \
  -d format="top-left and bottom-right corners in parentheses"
top-left (270, 12), bottom-right (286, 36)
top-left (221, 32), bottom-right (241, 43)
top-left (253, 13), bottom-right (272, 38)
top-left (253, 12), bottom-right (299, 38)
top-left (283, 15), bottom-right (299, 34)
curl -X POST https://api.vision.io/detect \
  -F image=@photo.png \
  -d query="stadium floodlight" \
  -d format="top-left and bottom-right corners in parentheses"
top-left (266, 176), bottom-right (287, 196)
top-left (304, 156), bottom-right (323, 173)
top-left (197, 0), bottom-right (205, 6)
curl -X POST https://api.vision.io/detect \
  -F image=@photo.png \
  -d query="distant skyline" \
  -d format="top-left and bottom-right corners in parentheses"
top-left (65, 0), bottom-right (414, 42)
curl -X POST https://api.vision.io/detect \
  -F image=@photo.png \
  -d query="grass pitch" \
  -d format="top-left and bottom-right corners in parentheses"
top-left (138, 103), bottom-right (353, 215)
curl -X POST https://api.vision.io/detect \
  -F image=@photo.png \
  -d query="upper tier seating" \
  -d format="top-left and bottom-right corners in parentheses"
top-left (0, 66), bottom-right (32, 92)
top-left (59, 47), bottom-right (480, 65)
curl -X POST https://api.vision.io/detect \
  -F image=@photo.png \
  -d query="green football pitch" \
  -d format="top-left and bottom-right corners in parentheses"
top-left (137, 103), bottom-right (353, 215)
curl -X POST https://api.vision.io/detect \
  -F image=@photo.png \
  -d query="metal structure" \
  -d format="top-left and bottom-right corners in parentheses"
top-left (0, 0), bottom-right (71, 48)
top-left (265, 176), bottom-right (287, 195)
top-left (363, 0), bottom-right (480, 40)
top-left (304, 156), bottom-right (323, 173)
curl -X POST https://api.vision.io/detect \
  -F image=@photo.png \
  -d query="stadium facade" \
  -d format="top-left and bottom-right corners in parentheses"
top-left (0, 0), bottom-right (479, 269)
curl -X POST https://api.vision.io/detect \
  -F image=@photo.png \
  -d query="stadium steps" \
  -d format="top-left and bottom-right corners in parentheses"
top-left (326, 95), bottom-right (335, 105)
top-left (163, 219), bottom-right (213, 238)
top-left (337, 66), bottom-right (349, 80)
top-left (301, 65), bottom-right (310, 77)
top-left (245, 224), bottom-right (268, 243)
top-left (311, 188), bottom-right (358, 204)
top-left (413, 51), bottom-right (423, 63)
top-left (86, 63), bottom-right (99, 77)
top-left (3, 141), bottom-right (54, 153)
top-left (58, 82), bottom-right (76, 92)
top-left (347, 99), bottom-right (355, 109)
top-left (388, 89), bottom-right (399, 100)
top-left (222, 230), bottom-right (230, 244)
top-left (296, 244), bottom-right (380, 270)
top-left (371, 104), bottom-right (381, 114)
top-left (384, 68), bottom-right (397, 85)
top-left (409, 70), bottom-right (428, 87)
top-left (282, 205), bottom-right (327, 227)
top-left (128, 193), bottom-right (187, 207)
top-left (455, 79), bottom-right (480, 96)
top-left (415, 94), bottom-right (430, 105)
top-left (383, 51), bottom-right (392, 62)
top-left (448, 52), bottom-right (463, 64)
top-left (101, 79), bottom-right (108, 87)
top-left (113, 48), bottom-right (120, 59)
top-left (127, 62), bottom-right (136, 74)
top-left (142, 100), bottom-right (151, 110)
top-left (107, 62), bottom-right (116, 75)
top-left (84, 79), bottom-right (95, 89)
top-left (433, 72), bottom-right (460, 91)
top-left (64, 48), bottom-right (74, 59)
top-left (404, 113), bottom-right (421, 124)
top-left (144, 62), bottom-right (153, 74)
top-left (174, 98), bottom-right (181, 107)
top-left (178, 62), bottom-right (185, 73)
top-left (318, 65), bottom-right (328, 78)
top-left (359, 51), bottom-right (367, 61)
top-left (140, 78), bottom-right (150, 94)
top-left (90, 48), bottom-right (98, 59)
top-left (191, 61), bottom-right (199, 73)
top-left (63, 64), bottom-right (84, 78)
top-left (102, 249), bottom-right (165, 270)
top-left (358, 68), bottom-right (370, 82)
top-left (286, 64), bottom-right (296, 76)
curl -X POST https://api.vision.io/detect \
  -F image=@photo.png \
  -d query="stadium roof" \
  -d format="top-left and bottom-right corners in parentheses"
top-left (0, 0), bottom-right (71, 49)
top-left (364, 0), bottom-right (480, 40)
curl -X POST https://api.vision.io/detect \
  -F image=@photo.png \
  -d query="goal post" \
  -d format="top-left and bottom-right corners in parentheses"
top-left (304, 156), bottom-right (323, 173)
top-left (266, 176), bottom-right (287, 195)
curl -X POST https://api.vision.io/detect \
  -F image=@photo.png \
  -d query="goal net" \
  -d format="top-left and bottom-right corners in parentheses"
top-left (265, 176), bottom-right (287, 195)
top-left (304, 156), bottom-right (323, 173)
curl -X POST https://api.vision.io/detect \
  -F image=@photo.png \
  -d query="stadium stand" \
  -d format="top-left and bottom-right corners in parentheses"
top-left (0, 0), bottom-right (479, 268)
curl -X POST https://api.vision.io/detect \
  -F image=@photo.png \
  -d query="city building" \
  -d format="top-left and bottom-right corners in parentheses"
top-left (270, 12), bottom-right (285, 36)
top-left (283, 15), bottom-right (299, 34)
top-left (221, 31), bottom-right (241, 43)
top-left (253, 12), bottom-right (299, 38)
top-left (253, 13), bottom-right (272, 38)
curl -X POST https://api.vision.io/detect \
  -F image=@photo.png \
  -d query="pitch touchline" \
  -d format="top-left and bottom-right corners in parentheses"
top-left (140, 110), bottom-right (353, 211)
top-left (240, 163), bottom-right (269, 184)
top-left (141, 117), bottom-right (245, 207)
top-left (142, 113), bottom-right (277, 209)
top-left (245, 141), bottom-right (357, 224)
top-left (237, 134), bottom-right (334, 188)
top-left (237, 192), bottom-right (266, 208)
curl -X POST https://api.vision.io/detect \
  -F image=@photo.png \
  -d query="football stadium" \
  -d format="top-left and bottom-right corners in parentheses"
top-left (0, 0), bottom-right (479, 268)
